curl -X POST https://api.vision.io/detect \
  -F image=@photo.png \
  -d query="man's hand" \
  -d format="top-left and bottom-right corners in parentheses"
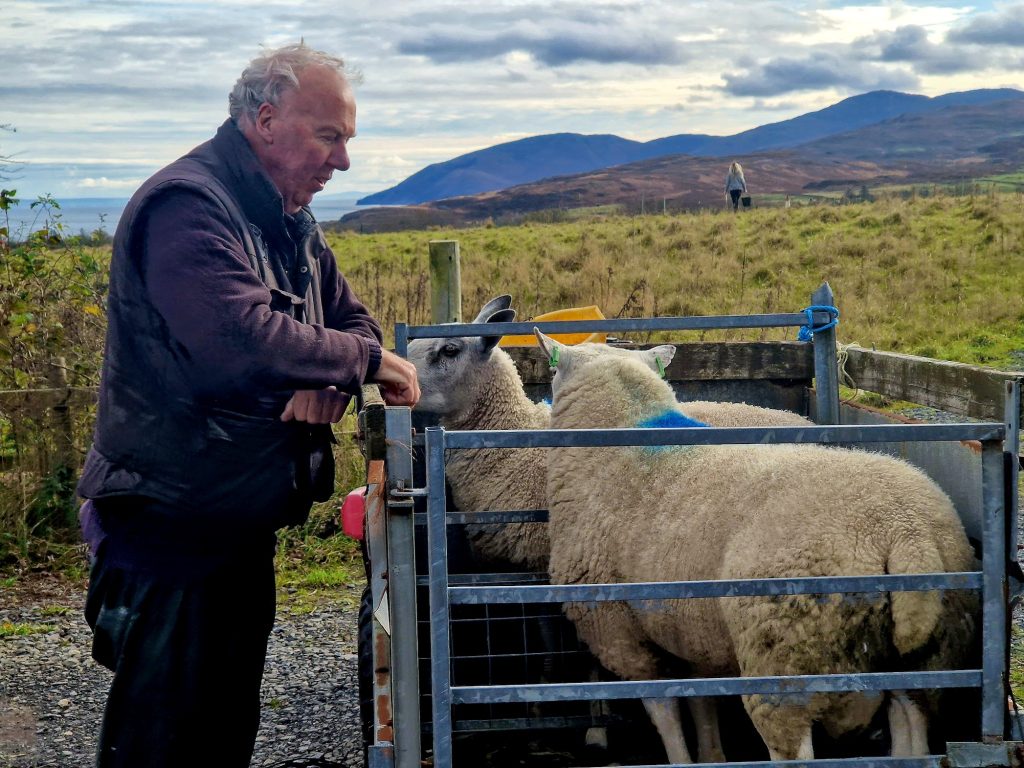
top-left (280, 386), bottom-right (352, 424)
top-left (372, 348), bottom-right (420, 406)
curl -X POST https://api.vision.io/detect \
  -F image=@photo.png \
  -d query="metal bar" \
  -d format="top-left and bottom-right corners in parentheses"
top-left (811, 282), bottom-right (841, 425)
top-left (417, 572), bottom-right (550, 587)
top-left (567, 759), bottom-right (945, 768)
top-left (1004, 379), bottom-right (1020, 563)
top-left (981, 439), bottom-right (1009, 741)
top-left (404, 311), bottom-right (830, 338)
top-left (947, 741), bottom-right (1024, 767)
top-left (367, 743), bottom-right (395, 768)
top-left (442, 423), bottom-right (1005, 449)
top-left (452, 669), bottom-right (982, 704)
top-left (435, 509), bottom-right (549, 524)
top-left (448, 715), bottom-right (614, 732)
top-left (395, 322), bottom-right (409, 358)
top-left (364, 460), bottom-right (394, 748)
top-left (425, 427), bottom-right (454, 768)
top-left (384, 408), bottom-right (421, 768)
top-left (449, 572), bottom-right (983, 604)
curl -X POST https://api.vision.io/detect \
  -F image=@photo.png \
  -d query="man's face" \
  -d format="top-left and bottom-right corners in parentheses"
top-left (253, 65), bottom-right (356, 214)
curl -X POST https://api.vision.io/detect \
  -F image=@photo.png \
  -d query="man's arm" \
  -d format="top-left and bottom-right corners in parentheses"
top-left (140, 189), bottom-right (380, 398)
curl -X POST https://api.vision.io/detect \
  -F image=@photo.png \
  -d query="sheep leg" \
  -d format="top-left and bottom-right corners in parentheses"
top-left (642, 697), bottom-right (693, 764)
top-left (888, 692), bottom-right (912, 756)
top-left (687, 697), bottom-right (726, 762)
top-left (889, 692), bottom-right (929, 756)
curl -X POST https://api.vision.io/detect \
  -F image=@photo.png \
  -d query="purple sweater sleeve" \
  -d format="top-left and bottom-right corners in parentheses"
top-left (140, 189), bottom-right (382, 398)
top-left (317, 240), bottom-right (383, 377)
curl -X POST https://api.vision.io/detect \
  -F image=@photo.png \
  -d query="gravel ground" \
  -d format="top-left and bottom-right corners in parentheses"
top-left (0, 573), bottom-right (362, 768)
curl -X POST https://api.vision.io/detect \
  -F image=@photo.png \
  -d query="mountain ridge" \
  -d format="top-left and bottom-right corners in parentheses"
top-left (358, 88), bottom-right (1024, 206)
top-left (335, 97), bottom-right (1024, 232)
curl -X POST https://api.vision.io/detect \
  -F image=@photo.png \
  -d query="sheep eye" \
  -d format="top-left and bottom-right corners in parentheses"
top-left (441, 343), bottom-right (460, 358)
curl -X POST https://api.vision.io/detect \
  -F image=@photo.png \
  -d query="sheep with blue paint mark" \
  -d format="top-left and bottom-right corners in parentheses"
top-left (534, 330), bottom-right (977, 763)
top-left (408, 296), bottom-right (813, 573)
top-left (409, 297), bottom-right (816, 761)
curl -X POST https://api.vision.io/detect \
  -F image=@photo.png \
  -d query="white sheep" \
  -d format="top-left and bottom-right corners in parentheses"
top-left (534, 330), bottom-right (978, 763)
top-left (410, 296), bottom-right (813, 573)
top-left (409, 297), bottom-right (815, 760)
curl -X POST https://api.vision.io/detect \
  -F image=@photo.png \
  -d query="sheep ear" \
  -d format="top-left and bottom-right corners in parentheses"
top-left (643, 345), bottom-right (677, 377)
top-left (480, 308), bottom-right (516, 353)
top-left (534, 328), bottom-right (564, 368)
top-left (472, 295), bottom-right (513, 324)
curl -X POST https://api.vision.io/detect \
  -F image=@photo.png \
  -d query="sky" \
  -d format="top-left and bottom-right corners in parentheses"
top-left (3, 0), bottom-right (1024, 201)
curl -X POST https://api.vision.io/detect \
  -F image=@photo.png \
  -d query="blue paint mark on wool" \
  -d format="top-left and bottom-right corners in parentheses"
top-left (637, 410), bottom-right (708, 429)
top-left (636, 409), bottom-right (707, 454)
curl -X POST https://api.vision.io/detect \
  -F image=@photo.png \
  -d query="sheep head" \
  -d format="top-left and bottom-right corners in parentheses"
top-left (533, 328), bottom-right (678, 424)
top-left (408, 295), bottom-right (516, 416)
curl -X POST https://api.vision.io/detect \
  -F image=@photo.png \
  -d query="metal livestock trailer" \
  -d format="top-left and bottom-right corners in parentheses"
top-left (352, 283), bottom-right (1024, 768)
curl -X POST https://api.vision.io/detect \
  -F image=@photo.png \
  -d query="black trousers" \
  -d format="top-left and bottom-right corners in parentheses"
top-left (729, 189), bottom-right (742, 209)
top-left (85, 538), bottom-right (276, 768)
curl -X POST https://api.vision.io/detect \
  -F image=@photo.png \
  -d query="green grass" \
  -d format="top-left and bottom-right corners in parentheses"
top-left (5, 187), bottom-right (1024, 612)
top-left (1012, 625), bottom-right (1024, 701)
top-left (0, 621), bottom-right (56, 637)
top-left (328, 190), bottom-right (1024, 369)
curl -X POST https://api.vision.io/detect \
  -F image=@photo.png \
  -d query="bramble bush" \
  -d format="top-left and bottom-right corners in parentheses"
top-left (0, 189), bottom-right (108, 564)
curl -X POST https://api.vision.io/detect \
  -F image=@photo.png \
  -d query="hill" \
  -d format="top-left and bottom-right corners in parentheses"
top-left (335, 98), bottom-right (1024, 231)
top-left (357, 88), bottom-right (1024, 206)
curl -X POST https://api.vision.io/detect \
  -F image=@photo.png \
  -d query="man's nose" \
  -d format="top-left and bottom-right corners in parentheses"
top-left (330, 143), bottom-right (350, 172)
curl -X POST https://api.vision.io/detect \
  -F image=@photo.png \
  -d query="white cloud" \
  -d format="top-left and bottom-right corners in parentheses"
top-left (3, 0), bottom-right (1023, 199)
top-left (78, 176), bottom-right (144, 190)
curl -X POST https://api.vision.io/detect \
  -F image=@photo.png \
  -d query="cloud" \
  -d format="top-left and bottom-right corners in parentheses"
top-left (723, 54), bottom-right (919, 97)
top-left (79, 176), bottom-right (144, 190)
top-left (854, 25), bottom-right (974, 74)
top-left (397, 18), bottom-right (688, 67)
top-left (948, 4), bottom-right (1024, 46)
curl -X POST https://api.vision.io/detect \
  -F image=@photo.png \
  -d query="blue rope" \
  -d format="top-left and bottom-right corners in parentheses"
top-left (798, 305), bottom-right (839, 341)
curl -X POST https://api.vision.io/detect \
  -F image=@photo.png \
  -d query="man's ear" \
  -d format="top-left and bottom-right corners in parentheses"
top-left (252, 102), bottom-right (275, 143)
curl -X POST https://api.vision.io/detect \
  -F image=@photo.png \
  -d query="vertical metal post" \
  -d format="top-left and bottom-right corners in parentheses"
top-left (811, 282), bottom-right (840, 425)
top-left (385, 407), bottom-right (421, 768)
top-left (365, 463), bottom-right (393, 751)
top-left (395, 323), bottom-right (409, 359)
top-left (425, 427), bottom-right (454, 767)
top-left (981, 438), bottom-right (1008, 741)
top-left (1004, 380), bottom-right (1020, 562)
top-left (429, 240), bottom-right (462, 324)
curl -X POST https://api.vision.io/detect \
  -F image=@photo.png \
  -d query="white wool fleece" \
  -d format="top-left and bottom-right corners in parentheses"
top-left (540, 339), bottom-right (977, 760)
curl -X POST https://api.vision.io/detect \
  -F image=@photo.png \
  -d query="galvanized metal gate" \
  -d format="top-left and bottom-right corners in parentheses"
top-left (364, 283), bottom-right (1021, 768)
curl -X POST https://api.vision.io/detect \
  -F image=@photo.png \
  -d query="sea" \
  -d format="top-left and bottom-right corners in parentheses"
top-left (2, 194), bottom-right (362, 240)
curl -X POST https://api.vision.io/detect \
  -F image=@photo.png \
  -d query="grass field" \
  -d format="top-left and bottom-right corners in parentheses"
top-left (3, 189), bottom-right (1024, 619)
top-left (328, 190), bottom-right (1024, 369)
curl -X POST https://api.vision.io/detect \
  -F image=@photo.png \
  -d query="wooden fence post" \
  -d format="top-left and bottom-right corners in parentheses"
top-left (46, 356), bottom-right (78, 526)
top-left (428, 240), bottom-right (461, 324)
top-left (46, 358), bottom-right (75, 471)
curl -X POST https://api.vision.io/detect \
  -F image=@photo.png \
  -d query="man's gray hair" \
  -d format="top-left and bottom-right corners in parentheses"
top-left (229, 42), bottom-right (359, 123)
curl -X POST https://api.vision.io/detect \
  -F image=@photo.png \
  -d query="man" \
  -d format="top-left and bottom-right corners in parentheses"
top-left (76, 42), bottom-right (418, 767)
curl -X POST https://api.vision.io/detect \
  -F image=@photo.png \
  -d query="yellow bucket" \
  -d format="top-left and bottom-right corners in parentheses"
top-left (499, 305), bottom-right (608, 347)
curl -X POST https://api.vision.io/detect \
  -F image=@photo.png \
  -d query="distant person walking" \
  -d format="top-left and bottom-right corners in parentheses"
top-left (725, 161), bottom-right (747, 212)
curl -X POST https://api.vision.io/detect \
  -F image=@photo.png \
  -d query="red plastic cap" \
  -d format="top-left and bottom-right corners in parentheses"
top-left (340, 486), bottom-right (367, 541)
